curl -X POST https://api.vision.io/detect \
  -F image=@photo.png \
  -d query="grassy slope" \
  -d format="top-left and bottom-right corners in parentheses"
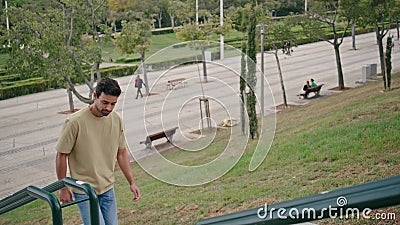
top-left (1, 73), bottom-right (399, 225)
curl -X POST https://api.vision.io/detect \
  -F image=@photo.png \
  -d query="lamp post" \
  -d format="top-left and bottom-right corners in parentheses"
top-left (220, 0), bottom-right (224, 60)
top-left (257, 22), bottom-right (266, 116)
top-left (5, 0), bottom-right (9, 29)
top-left (196, 0), bottom-right (198, 25)
top-left (305, 0), bottom-right (308, 12)
top-left (5, 0), bottom-right (10, 46)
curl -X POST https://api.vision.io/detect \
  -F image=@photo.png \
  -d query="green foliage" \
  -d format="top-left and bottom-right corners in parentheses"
top-left (115, 20), bottom-right (152, 56)
top-left (174, 22), bottom-right (209, 42)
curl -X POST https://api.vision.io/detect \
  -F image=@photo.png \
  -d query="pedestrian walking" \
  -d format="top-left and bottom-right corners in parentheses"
top-left (135, 75), bottom-right (146, 99)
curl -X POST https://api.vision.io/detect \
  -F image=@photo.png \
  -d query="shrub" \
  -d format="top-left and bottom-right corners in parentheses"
top-left (0, 77), bottom-right (48, 100)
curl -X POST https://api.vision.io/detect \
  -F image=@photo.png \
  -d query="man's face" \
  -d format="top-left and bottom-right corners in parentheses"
top-left (94, 92), bottom-right (119, 116)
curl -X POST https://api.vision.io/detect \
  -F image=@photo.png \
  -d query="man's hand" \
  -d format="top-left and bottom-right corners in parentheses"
top-left (60, 187), bottom-right (73, 203)
top-left (130, 183), bottom-right (140, 202)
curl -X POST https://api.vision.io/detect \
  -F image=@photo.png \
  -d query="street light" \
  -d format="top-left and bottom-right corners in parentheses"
top-left (257, 22), bottom-right (266, 116)
top-left (220, 0), bottom-right (224, 60)
top-left (5, 0), bottom-right (10, 47)
top-left (196, 0), bottom-right (198, 25)
top-left (305, 0), bottom-right (308, 12)
top-left (5, 1), bottom-right (9, 30)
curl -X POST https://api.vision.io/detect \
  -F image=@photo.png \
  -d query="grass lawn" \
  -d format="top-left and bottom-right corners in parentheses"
top-left (1, 73), bottom-right (399, 225)
top-left (102, 33), bottom-right (183, 63)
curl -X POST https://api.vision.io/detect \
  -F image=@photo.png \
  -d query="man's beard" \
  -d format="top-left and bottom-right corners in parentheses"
top-left (96, 104), bottom-right (111, 116)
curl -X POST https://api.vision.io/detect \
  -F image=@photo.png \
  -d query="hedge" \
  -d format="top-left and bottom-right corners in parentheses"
top-left (0, 65), bottom-right (139, 100)
top-left (97, 65), bottom-right (138, 78)
top-left (0, 74), bottom-right (20, 83)
top-left (0, 77), bottom-right (48, 100)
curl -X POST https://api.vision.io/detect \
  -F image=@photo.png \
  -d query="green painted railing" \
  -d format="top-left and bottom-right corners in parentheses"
top-left (196, 175), bottom-right (400, 225)
top-left (0, 177), bottom-right (99, 225)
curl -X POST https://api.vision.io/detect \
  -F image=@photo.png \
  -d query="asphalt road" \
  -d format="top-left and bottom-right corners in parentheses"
top-left (0, 30), bottom-right (399, 198)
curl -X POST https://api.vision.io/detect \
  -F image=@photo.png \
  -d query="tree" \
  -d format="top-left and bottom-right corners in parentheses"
top-left (167, 0), bottom-right (182, 28)
top-left (362, 0), bottom-right (397, 82)
top-left (172, 0), bottom-right (194, 25)
top-left (107, 0), bottom-right (127, 33)
top-left (125, 0), bottom-right (159, 25)
top-left (115, 19), bottom-right (152, 94)
top-left (5, 0), bottom-right (110, 110)
top-left (393, 1), bottom-right (400, 40)
top-left (230, 4), bottom-right (252, 135)
top-left (175, 19), bottom-right (220, 82)
top-left (153, 0), bottom-right (172, 28)
top-left (340, 0), bottom-right (363, 50)
top-left (55, 0), bottom-right (110, 105)
top-left (246, 0), bottom-right (259, 140)
top-left (265, 15), bottom-right (298, 107)
top-left (299, 0), bottom-right (354, 90)
top-left (4, 5), bottom-right (78, 111)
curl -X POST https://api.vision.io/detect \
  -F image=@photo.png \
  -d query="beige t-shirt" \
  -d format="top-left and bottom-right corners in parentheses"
top-left (56, 106), bottom-right (126, 194)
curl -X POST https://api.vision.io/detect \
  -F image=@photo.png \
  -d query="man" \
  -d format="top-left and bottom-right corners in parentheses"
top-left (134, 75), bottom-right (146, 99)
top-left (56, 77), bottom-right (140, 225)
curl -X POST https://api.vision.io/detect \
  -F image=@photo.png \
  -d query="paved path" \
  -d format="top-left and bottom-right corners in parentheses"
top-left (0, 30), bottom-right (399, 198)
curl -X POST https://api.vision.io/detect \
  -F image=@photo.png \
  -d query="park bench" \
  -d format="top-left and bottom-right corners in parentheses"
top-left (167, 78), bottom-right (187, 90)
top-left (140, 127), bottom-right (178, 149)
top-left (299, 84), bottom-right (324, 99)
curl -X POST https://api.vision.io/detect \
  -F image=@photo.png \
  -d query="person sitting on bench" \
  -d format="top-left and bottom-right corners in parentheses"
top-left (300, 80), bottom-right (311, 96)
top-left (310, 78), bottom-right (317, 87)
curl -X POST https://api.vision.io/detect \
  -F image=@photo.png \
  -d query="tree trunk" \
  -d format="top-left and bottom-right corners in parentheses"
top-left (377, 34), bottom-right (386, 80)
top-left (274, 51), bottom-right (287, 107)
top-left (333, 41), bottom-right (345, 89)
top-left (240, 38), bottom-right (247, 135)
top-left (170, 15), bottom-right (175, 29)
top-left (352, 22), bottom-right (356, 50)
top-left (67, 87), bottom-right (75, 112)
top-left (384, 36), bottom-right (392, 91)
top-left (201, 48), bottom-right (208, 82)
top-left (158, 12), bottom-right (162, 29)
top-left (112, 21), bottom-right (117, 33)
top-left (95, 62), bottom-right (101, 81)
top-left (397, 21), bottom-right (399, 40)
top-left (141, 52), bottom-right (149, 95)
top-left (64, 76), bottom-right (93, 104)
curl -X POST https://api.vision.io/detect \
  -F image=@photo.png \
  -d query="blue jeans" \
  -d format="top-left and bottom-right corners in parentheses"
top-left (73, 188), bottom-right (118, 225)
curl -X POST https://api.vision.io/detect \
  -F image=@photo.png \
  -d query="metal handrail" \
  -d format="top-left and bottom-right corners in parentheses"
top-left (196, 175), bottom-right (400, 225)
top-left (26, 186), bottom-right (63, 225)
top-left (0, 177), bottom-right (99, 225)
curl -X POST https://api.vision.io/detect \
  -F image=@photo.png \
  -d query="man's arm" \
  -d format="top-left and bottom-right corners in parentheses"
top-left (55, 152), bottom-right (73, 203)
top-left (117, 148), bottom-right (140, 202)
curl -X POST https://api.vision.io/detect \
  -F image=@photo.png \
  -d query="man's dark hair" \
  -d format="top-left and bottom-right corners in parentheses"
top-left (95, 77), bottom-right (121, 97)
